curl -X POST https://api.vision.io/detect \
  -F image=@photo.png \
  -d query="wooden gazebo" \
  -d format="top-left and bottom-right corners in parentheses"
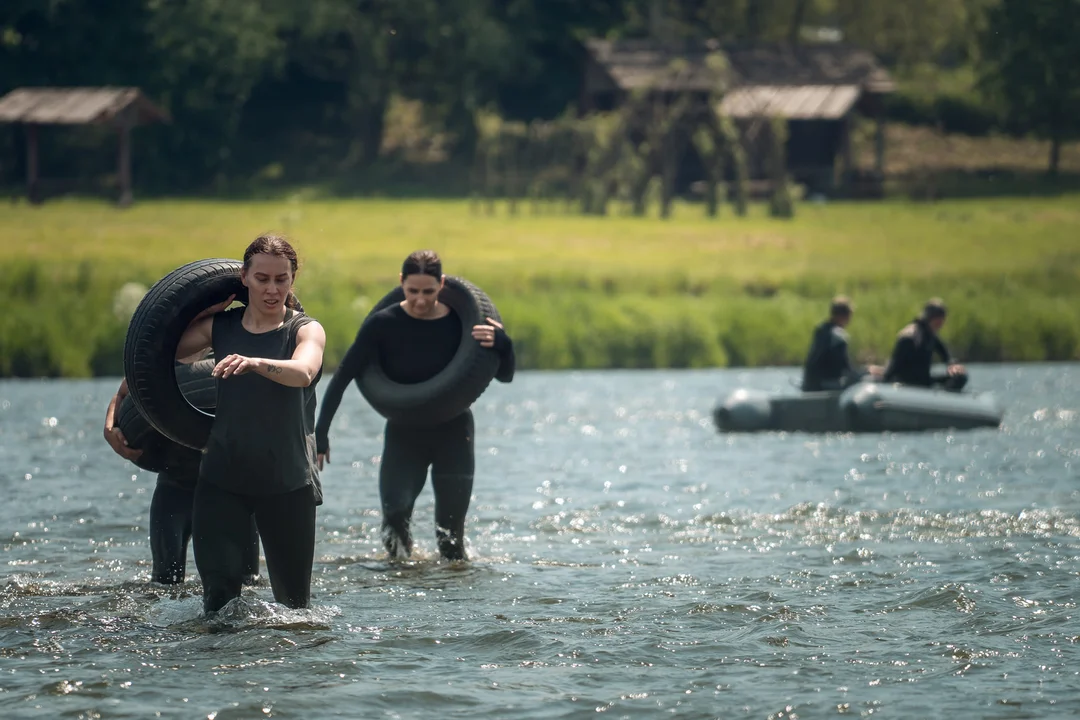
top-left (581, 40), bottom-right (896, 195)
top-left (0, 87), bottom-right (170, 206)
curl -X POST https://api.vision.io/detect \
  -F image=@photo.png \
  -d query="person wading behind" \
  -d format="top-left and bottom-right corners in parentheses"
top-left (102, 375), bottom-right (260, 586)
top-left (315, 250), bottom-right (515, 563)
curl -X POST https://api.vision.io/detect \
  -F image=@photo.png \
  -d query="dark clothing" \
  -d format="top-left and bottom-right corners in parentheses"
top-left (315, 304), bottom-right (515, 453)
top-left (156, 447), bottom-right (202, 490)
top-left (314, 301), bottom-right (514, 561)
top-left (193, 482), bottom-right (316, 612)
top-left (801, 320), bottom-right (861, 392)
top-left (150, 468), bottom-right (259, 585)
top-left (936, 372), bottom-right (969, 392)
top-left (365, 304), bottom-right (464, 384)
top-left (149, 475), bottom-right (194, 584)
top-left (193, 306), bottom-right (322, 612)
top-left (884, 318), bottom-right (962, 389)
top-left (200, 307), bottom-right (322, 503)
top-left (380, 410), bottom-right (475, 561)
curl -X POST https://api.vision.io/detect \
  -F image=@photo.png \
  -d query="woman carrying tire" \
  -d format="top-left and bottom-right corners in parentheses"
top-left (174, 234), bottom-right (326, 613)
top-left (315, 250), bottom-right (515, 563)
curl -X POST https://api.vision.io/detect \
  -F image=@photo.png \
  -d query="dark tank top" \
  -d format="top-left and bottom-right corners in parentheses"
top-left (199, 307), bottom-right (322, 502)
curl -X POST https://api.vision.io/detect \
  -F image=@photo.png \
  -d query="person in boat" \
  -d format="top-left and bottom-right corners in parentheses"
top-left (883, 298), bottom-right (967, 391)
top-left (800, 296), bottom-right (882, 391)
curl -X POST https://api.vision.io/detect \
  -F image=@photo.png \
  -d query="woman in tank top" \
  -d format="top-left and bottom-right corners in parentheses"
top-left (314, 250), bottom-right (515, 563)
top-left (175, 235), bottom-right (326, 613)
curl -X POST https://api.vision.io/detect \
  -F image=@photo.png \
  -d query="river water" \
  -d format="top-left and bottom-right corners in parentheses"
top-left (1, 365), bottom-right (1078, 719)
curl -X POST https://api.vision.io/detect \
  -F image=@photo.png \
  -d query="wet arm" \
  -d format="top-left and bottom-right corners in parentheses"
top-left (176, 316), bottom-right (213, 361)
top-left (103, 378), bottom-right (127, 435)
top-left (103, 378), bottom-right (143, 461)
top-left (249, 322), bottom-right (326, 388)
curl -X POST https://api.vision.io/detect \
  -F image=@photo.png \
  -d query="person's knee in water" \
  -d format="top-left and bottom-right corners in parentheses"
top-left (316, 250), bottom-right (514, 562)
top-left (883, 298), bottom-right (968, 391)
top-left (800, 296), bottom-right (883, 392)
top-left (176, 234), bottom-right (326, 613)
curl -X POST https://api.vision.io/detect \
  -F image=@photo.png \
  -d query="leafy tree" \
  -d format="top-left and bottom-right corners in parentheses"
top-left (147, 0), bottom-right (291, 185)
top-left (832, 0), bottom-right (980, 69)
top-left (979, 0), bottom-right (1080, 175)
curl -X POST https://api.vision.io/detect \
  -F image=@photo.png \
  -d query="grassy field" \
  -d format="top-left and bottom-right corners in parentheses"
top-left (2, 194), bottom-right (1079, 376)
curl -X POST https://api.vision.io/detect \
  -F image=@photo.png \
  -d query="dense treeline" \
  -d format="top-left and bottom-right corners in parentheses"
top-left (1, 0), bottom-right (1077, 193)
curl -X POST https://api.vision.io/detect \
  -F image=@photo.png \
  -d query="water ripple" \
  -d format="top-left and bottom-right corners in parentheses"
top-left (1, 366), bottom-right (1080, 717)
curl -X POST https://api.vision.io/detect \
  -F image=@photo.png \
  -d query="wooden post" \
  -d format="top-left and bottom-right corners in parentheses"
top-left (469, 144), bottom-right (482, 215)
top-left (117, 114), bottom-right (133, 207)
top-left (507, 130), bottom-right (519, 217)
top-left (839, 113), bottom-right (853, 190)
top-left (26, 123), bottom-right (40, 204)
top-left (874, 112), bottom-right (886, 177)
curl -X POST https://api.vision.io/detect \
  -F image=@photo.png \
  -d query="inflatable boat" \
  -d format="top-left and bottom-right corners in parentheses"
top-left (713, 381), bottom-right (1004, 433)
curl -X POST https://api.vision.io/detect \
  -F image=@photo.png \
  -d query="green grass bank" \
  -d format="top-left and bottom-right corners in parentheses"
top-left (2, 195), bottom-right (1079, 377)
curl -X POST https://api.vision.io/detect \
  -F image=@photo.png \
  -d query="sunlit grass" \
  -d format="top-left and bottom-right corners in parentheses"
top-left (3, 195), bottom-right (1079, 376)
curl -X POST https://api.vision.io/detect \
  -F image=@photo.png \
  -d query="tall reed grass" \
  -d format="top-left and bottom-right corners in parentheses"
top-left (3, 196), bottom-right (1078, 376)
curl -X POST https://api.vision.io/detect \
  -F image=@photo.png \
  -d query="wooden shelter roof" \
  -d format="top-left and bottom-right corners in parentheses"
top-left (583, 39), bottom-right (895, 118)
top-left (721, 43), bottom-right (895, 93)
top-left (718, 84), bottom-right (861, 119)
top-left (0, 87), bottom-right (170, 125)
top-left (583, 38), bottom-right (733, 93)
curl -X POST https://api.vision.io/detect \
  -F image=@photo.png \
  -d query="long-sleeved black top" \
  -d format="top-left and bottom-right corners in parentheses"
top-left (883, 317), bottom-right (952, 387)
top-left (315, 304), bottom-right (514, 451)
top-left (800, 320), bottom-right (857, 391)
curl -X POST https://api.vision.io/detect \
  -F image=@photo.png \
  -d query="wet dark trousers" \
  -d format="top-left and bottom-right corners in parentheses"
top-left (192, 481), bottom-right (316, 613)
top-left (380, 411), bottom-right (475, 561)
top-left (150, 472), bottom-right (259, 585)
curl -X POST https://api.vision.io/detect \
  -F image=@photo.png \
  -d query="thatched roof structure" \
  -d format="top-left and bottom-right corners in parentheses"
top-left (0, 87), bottom-right (169, 206)
top-left (0, 87), bottom-right (170, 125)
top-left (583, 39), bottom-right (895, 119)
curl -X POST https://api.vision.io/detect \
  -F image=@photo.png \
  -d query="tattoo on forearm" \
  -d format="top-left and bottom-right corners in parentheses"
top-left (266, 364), bottom-right (283, 374)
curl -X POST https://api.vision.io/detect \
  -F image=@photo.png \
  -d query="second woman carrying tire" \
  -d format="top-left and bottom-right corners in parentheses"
top-left (315, 249), bottom-right (515, 562)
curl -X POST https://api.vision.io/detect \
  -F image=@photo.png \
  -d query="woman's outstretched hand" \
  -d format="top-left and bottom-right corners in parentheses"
top-left (212, 353), bottom-right (261, 379)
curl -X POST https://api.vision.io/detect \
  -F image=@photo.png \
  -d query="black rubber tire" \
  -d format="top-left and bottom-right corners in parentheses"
top-left (116, 359), bottom-right (217, 473)
top-left (358, 275), bottom-right (502, 426)
top-left (123, 258), bottom-right (303, 449)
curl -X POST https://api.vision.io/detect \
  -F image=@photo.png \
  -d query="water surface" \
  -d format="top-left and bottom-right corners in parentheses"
top-left (1, 365), bottom-right (1078, 718)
